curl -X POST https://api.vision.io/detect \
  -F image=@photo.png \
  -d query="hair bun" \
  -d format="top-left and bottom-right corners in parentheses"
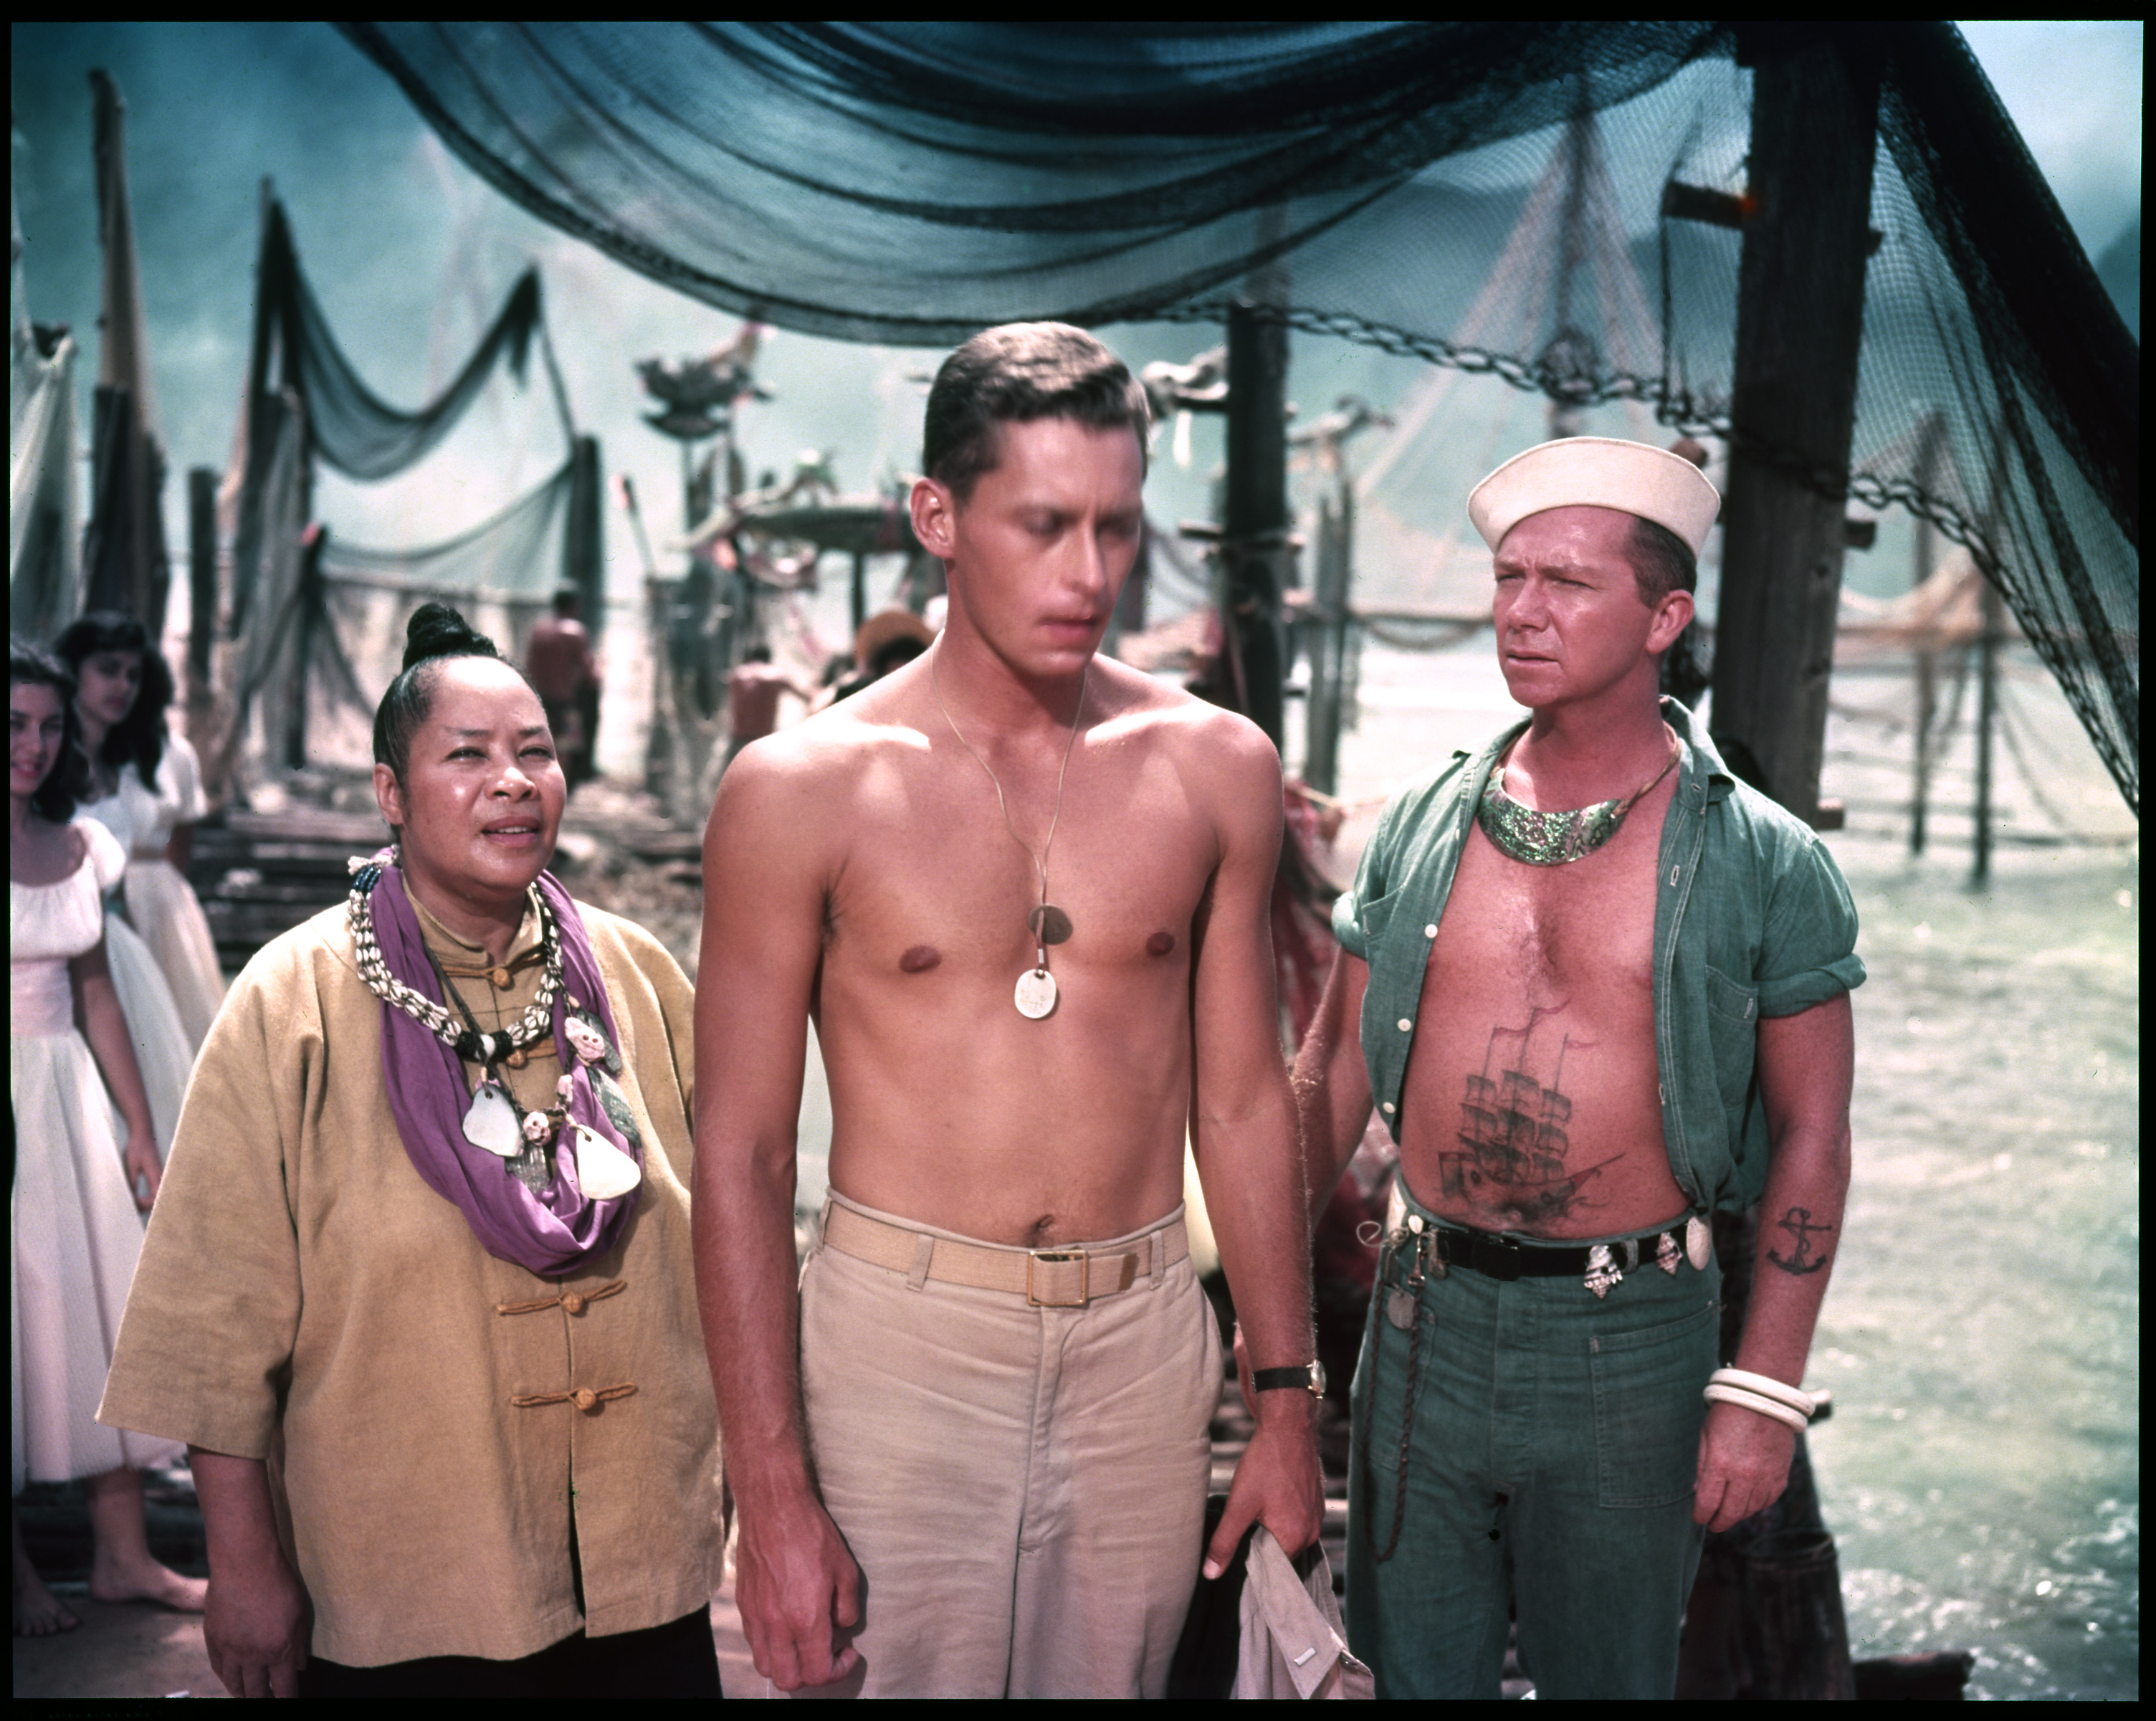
top-left (401, 601), bottom-right (500, 672)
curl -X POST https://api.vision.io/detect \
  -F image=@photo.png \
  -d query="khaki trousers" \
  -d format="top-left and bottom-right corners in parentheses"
top-left (791, 1193), bottom-right (1220, 1698)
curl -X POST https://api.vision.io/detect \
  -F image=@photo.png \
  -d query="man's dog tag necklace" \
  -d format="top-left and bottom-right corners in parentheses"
top-left (932, 643), bottom-right (1088, 1020)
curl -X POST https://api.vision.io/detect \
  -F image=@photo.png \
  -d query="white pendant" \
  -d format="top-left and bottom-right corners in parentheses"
top-left (1685, 1214), bottom-right (1712, 1272)
top-left (572, 1123), bottom-right (641, 1200)
top-left (1013, 966), bottom-right (1058, 1020)
top-left (462, 1081), bottom-right (523, 1158)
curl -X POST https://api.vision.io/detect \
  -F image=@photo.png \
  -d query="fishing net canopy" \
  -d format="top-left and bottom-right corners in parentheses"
top-left (339, 21), bottom-right (2137, 811)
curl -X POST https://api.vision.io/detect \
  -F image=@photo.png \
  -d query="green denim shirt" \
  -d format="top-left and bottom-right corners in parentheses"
top-left (1332, 699), bottom-right (1864, 1216)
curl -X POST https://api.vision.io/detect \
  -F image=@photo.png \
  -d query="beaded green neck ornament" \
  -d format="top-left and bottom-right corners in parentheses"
top-left (1477, 730), bottom-right (1681, 866)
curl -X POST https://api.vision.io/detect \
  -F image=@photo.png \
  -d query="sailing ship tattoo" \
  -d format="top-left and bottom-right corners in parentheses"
top-left (1767, 1206), bottom-right (1833, 1275)
top-left (1445, 1007), bottom-right (1617, 1224)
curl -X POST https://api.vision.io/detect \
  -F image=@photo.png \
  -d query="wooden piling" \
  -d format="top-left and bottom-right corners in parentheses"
top-left (1223, 298), bottom-right (1290, 751)
top-left (1909, 414), bottom-right (1945, 855)
top-left (1971, 572), bottom-right (2004, 885)
top-left (1708, 27), bottom-right (1881, 824)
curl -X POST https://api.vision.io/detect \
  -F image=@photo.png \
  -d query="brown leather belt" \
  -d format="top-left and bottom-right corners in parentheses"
top-left (821, 1201), bottom-right (1188, 1307)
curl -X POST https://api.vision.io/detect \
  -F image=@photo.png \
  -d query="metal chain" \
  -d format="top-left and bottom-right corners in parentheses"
top-left (1372, 1232), bottom-right (1427, 1566)
top-left (927, 640), bottom-right (1090, 930)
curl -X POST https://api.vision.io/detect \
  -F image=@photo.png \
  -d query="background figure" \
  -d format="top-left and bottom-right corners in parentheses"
top-left (722, 644), bottom-right (809, 771)
top-left (11, 639), bottom-right (206, 1638)
top-left (816, 608), bottom-right (935, 710)
top-left (51, 617), bottom-right (201, 1156)
top-left (526, 587), bottom-right (601, 790)
top-left (56, 614), bottom-right (226, 1052)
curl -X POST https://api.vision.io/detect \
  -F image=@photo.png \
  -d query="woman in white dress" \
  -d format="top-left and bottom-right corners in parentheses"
top-left (9, 639), bottom-right (207, 1636)
top-left (56, 617), bottom-right (220, 1153)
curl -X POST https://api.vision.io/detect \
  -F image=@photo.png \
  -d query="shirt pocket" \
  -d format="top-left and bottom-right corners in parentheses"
top-left (1358, 885), bottom-right (1402, 951)
top-left (1589, 1298), bottom-right (1719, 1508)
top-left (1702, 963), bottom-right (1760, 1115)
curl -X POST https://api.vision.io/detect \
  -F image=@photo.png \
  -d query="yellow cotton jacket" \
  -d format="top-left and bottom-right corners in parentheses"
top-left (98, 895), bottom-right (722, 1667)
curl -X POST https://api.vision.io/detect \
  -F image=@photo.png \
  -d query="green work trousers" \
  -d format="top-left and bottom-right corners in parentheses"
top-left (1345, 1184), bottom-right (1721, 1699)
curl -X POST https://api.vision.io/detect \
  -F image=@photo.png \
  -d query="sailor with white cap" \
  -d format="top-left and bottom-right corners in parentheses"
top-left (1295, 439), bottom-right (1865, 1697)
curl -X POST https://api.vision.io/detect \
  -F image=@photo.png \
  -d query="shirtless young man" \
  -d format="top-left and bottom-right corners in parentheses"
top-left (1295, 439), bottom-right (1864, 1699)
top-left (693, 324), bottom-right (1322, 1698)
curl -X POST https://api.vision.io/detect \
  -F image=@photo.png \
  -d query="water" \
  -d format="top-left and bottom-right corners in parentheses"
top-left (1322, 644), bottom-right (2140, 1699)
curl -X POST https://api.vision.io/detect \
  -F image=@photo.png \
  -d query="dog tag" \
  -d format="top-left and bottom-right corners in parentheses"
top-left (1385, 1288), bottom-right (1418, 1330)
top-left (1685, 1215), bottom-right (1712, 1272)
top-left (1014, 967), bottom-right (1058, 1019)
top-left (572, 1123), bottom-right (642, 1200)
top-left (1027, 904), bottom-right (1073, 946)
top-left (462, 1081), bottom-right (523, 1157)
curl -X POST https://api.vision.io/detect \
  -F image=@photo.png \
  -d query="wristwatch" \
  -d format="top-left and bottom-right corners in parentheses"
top-left (1251, 1360), bottom-right (1327, 1398)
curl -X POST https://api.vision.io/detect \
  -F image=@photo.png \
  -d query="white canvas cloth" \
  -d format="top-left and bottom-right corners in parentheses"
top-left (1234, 1527), bottom-right (1375, 1699)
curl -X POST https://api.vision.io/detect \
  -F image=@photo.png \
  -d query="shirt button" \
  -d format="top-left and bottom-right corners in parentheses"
top-left (1381, 1101), bottom-right (1396, 1115)
top-left (560, 1292), bottom-right (586, 1315)
top-left (1423, 924), bottom-right (1438, 938)
top-left (1397, 1018), bottom-right (1413, 1033)
top-left (573, 1388), bottom-right (598, 1411)
top-left (491, 966), bottom-right (513, 989)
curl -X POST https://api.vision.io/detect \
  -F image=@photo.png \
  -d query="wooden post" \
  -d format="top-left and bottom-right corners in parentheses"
top-left (1223, 298), bottom-right (1289, 750)
top-left (850, 552), bottom-right (867, 639)
top-left (1908, 414), bottom-right (1945, 855)
top-left (1709, 29), bottom-right (1881, 823)
top-left (186, 467), bottom-right (217, 696)
top-left (1971, 573), bottom-right (2003, 885)
top-left (283, 525), bottom-right (326, 771)
top-left (1304, 485), bottom-right (1353, 796)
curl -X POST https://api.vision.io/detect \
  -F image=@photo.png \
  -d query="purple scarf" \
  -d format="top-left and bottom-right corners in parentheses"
top-left (367, 858), bottom-right (640, 1277)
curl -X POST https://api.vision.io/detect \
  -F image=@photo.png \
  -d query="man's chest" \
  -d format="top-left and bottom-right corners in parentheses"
top-left (828, 754), bottom-right (1221, 973)
top-left (1423, 816), bottom-right (1663, 1003)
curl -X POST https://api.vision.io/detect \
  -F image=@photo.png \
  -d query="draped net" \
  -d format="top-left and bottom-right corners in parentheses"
top-left (339, 22), bottom-right (2137, 810)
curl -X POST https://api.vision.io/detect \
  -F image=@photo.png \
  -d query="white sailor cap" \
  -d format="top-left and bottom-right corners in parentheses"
top-left (1468, 437), bottom-right (1721, 558)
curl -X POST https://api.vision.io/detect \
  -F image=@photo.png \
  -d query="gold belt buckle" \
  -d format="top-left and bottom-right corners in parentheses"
top-left (1027, 1248), bottom-right (1090, 1307)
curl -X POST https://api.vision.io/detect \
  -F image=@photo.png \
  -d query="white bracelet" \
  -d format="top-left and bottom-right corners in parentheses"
top-left (1704, 1382), bottom-right (1810, 1432)
top-left (1709, 1367), bottom-right (1816, 1418)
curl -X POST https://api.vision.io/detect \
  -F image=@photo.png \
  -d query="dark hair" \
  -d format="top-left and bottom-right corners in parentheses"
top-left (52, 611), bottom-right (173, 791)
top-left (372, 602), bottom-right (529, 780)
top-left (743, 644), bottom-right (773, 664)
top-left (1627, 515), bottom-right (1697, 606)
top-left (868, 635), bottom-right (926, 677)
top-left (10, 637), bottom-right (95, 822)
top-left (551, 586), bottom-right (582, 616)
top-left (923, 323), bottom-right (1149, 504)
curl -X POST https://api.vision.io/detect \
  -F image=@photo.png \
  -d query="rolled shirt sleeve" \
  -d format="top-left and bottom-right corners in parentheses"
top-left (1755, 831), bottom-right (1867, 1019)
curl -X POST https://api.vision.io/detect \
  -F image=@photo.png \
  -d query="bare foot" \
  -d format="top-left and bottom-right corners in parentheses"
top-left (88, 1554), bottom-right (209, 1613)
top-left (14, 1573), bottom-right (81, 1636)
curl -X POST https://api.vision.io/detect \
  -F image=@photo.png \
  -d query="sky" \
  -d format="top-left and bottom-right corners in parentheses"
top-left (9, 21), bottom-right (2142, 722)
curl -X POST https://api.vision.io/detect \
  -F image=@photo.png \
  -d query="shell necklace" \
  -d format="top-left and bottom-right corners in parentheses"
top-left (929, 641), bottom-right (1089, 1019)
top-left (348, 853), bottom-right (568, 1184)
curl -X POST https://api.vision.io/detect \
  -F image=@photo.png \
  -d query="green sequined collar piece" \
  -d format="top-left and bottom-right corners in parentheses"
top-left (1477, 776), bottom-right (1629, 864)
top-left (1476, 731), bottom-right (1681, 866)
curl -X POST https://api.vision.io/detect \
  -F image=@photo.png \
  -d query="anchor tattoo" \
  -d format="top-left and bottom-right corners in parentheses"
top-left (1767, 1206), bottom-right (1833, 1276)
